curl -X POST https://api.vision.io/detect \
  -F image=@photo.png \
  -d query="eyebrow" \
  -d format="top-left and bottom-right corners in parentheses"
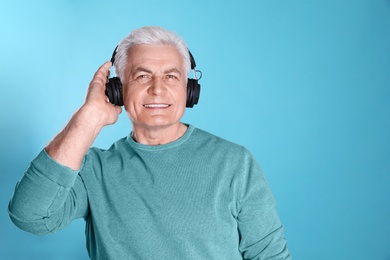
top-left (131, 66), bottom-right (182, 76)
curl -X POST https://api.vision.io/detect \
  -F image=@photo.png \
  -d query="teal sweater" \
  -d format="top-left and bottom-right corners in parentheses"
top-left (9, 125), bottom-right (291, 259)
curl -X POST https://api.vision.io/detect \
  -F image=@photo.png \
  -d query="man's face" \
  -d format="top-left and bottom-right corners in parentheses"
top-left (122, 44), bottom-right (187, 130)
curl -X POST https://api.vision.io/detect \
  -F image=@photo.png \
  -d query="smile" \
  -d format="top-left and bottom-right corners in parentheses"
top-left (143, 104), bottom-right (170, 108)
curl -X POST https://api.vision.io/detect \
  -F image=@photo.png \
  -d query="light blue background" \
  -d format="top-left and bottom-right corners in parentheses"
top-left (1, 0), bottom-right (389, 259)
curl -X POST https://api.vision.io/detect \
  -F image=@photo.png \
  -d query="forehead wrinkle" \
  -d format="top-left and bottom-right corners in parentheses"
top-left (132, 66), bottom-right (153, 75)
top-left (164, 67), bottom-right (182, 76)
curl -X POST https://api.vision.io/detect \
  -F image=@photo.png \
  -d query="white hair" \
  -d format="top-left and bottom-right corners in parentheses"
top-left (113, 26), bottom-right (191, 81)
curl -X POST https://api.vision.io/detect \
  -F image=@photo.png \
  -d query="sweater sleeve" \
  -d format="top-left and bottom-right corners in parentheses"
top-left (237, 151), bottom-right (291, 259)
top-left (8, 149), bottom-right (89, 235)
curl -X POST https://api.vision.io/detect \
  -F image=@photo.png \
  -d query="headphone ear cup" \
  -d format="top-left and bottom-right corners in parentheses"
top-left (186, 79), bottom-right (201, 108)
top-left (105, 77), bottom-right (123, 106)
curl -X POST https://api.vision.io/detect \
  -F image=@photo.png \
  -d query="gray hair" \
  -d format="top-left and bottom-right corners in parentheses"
top-left (113, 26), bottom-right (191, 81)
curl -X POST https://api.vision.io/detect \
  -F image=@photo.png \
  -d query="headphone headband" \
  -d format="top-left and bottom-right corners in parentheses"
top-left (110, 46), bottom-right (118, 64)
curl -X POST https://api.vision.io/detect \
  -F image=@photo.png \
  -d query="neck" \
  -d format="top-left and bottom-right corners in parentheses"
top-left (131, 123), bottom-right (188, 146)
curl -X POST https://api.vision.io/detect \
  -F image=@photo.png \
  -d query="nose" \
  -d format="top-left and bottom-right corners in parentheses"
top-left (147, 77), bottom-right (166, 95)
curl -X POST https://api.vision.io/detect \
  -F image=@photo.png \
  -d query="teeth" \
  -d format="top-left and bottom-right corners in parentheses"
top-left (144, 104), bottom-right (169, 108)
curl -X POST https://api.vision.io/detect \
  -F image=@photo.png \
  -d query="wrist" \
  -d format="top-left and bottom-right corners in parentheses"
top-left (77, 103), bottom-right (107, 131)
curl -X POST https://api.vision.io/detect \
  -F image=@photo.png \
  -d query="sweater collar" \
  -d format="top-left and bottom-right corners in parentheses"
top-left (126, 124), bottom-right (195, 151)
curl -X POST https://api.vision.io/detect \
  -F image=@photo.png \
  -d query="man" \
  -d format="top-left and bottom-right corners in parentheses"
top-left (9, 26), bottom-right (291, 259)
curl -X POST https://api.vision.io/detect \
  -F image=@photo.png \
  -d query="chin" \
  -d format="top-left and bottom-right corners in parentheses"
top-left (139, 118), bottom-right (181, 129)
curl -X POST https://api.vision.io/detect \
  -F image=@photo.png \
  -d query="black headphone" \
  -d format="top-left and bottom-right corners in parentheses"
top-left (105, 46), bottom-right (201, 108)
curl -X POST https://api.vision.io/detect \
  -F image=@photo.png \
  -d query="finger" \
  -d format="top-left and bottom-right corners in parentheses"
top-left (105, 103), bottom-right (123, 125)
top-left (115, 106), bottom-right (122, 115)
top-left (93, 61), bottom-right (112, 80)
top-left (97, 60), bottom-right (112, 73)
top-left (90, 61), bottom-right (112, 89)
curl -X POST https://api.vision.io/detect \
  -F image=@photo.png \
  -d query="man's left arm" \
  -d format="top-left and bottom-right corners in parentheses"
top-left (237, 151), bottom-right (291, 259)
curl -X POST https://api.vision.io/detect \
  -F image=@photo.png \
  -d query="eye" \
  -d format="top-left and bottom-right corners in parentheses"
top-left (136, 74), bottom-right (151, 83)
top-left (165, 74), bottom-right (178, 80)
